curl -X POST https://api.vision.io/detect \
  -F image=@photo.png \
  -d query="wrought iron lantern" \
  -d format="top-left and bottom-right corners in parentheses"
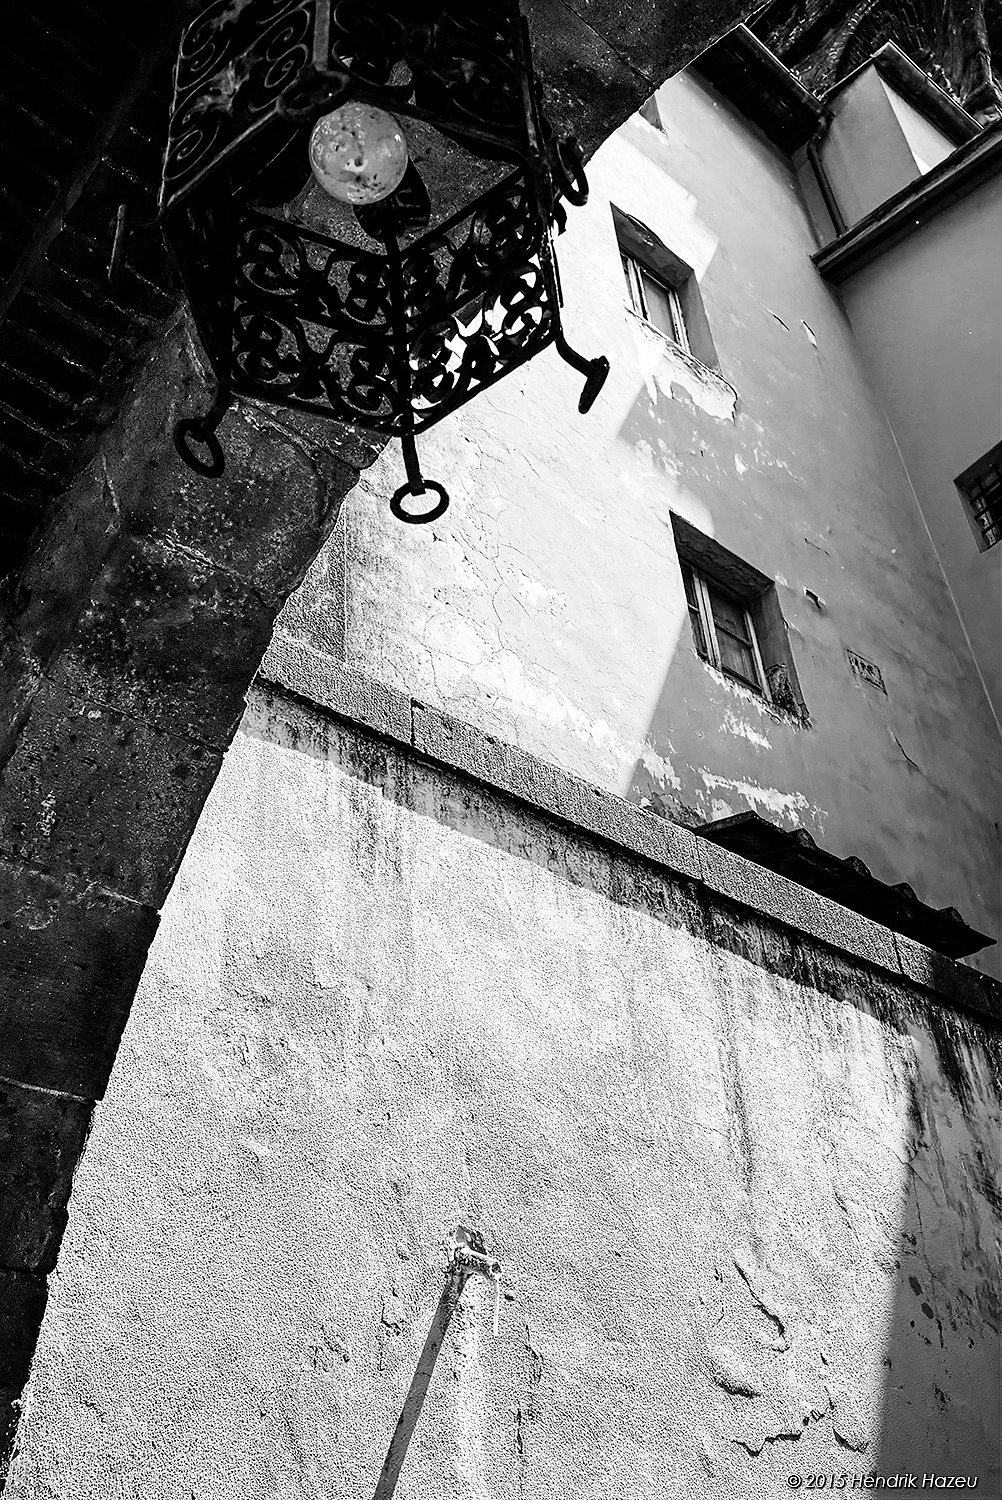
top-left (160, 1), bottom-right (610, 522)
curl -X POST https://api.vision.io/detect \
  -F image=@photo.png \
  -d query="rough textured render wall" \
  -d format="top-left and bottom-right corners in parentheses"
top-left (7, 687), bottom-right (1000, 1499)
top-left (278, 70), bottom-right (1002, 972)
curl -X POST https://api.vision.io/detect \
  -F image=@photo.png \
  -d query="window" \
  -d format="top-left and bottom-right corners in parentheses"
top-left (611, 206), bottom-right (719, 370)
top-left (956, 442), bottom-right (1002, 551)
top-left (682, 563), bottom-right (768, 693)
top-left (671, 513), bottom-right (809, 722)
top-left (621, 252), bottom-right (690, 350)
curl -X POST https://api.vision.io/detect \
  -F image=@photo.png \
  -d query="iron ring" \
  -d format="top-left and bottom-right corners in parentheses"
top-left (174, 418), bottom-right (226, 478)
top-left (390, 480), bottom-right (449, 524)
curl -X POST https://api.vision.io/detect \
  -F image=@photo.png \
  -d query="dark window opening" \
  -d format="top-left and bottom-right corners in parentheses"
top-left (672, 514), bottom-right (809, 723)
top-left (956, 442), bottom-right (1002, 551)
top-left (611, 206), bottom-right (720, 370)
top-left (621, 251), bottom-right (689, 350)
top-left (681, 563), bottom-right (767, 693)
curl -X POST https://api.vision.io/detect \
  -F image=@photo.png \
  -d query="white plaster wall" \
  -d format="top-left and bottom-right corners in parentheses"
top-left (820, 67), bottom-right (925, 225)
top-left (8, 696), bottom-right (1000, 1498)
top-left (838, 176), bottom-right (1002, 728)
top-left (277, 72), bottom-right (1001, 968)
top-left (881, 83), bottom-right (956, 175)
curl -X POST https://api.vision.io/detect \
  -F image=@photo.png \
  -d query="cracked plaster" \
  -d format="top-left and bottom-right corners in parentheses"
top-left (6, 696), bottom-right (999, 1497)
top-left (272, 69), bottom-right (1000, 971)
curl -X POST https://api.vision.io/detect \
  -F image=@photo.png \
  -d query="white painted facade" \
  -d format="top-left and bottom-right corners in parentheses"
top-left (281, 70), bottom-right (1000, 970)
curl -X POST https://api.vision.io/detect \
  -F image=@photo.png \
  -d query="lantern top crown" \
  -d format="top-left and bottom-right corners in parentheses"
top-left (162, 2), bottom-right (538, 220)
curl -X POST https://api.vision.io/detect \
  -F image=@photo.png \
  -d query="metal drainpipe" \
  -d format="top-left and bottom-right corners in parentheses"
top-left (806, 115), bottom-right (847, 238)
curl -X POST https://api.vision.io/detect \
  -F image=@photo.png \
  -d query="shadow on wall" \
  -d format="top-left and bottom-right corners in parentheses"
top-left (614, 375), bottom-right (820, 831)
top-left (616, 359), bottom-right (735, 483)
top-left (874, 1031), bottom-right (1002, 1488)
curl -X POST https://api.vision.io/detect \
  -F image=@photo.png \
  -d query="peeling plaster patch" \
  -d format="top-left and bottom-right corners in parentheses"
top-left (640, 744), bottom-right (683, 791)
top-left (750, 446), bottom-right (795, 476)
top-left (698, 771), bottom-right (815, 826)
top-left (632, 437), bottom-right (658, 471)
top-left (406, 597), bottom-right (667, 782)
top-left (701, 664), bottom-right (779, 720)
top-left (659, 352), bottom-right (736, 423)
top-left (722, 711), bottom-right (771, 750)
top-left (628, 320), bottom-right (737, 422)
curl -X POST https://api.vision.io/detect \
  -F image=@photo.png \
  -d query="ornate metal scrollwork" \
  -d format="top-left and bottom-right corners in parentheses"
top-left (161, 0), bottom-right (609, 521)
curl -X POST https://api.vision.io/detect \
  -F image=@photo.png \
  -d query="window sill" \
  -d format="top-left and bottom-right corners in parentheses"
top-left (625, 308), bottom-right (737, 421)
top-left (693, 651), bottom-right (811, 728)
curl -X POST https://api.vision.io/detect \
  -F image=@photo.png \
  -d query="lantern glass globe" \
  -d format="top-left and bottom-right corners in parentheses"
top-left (308, 103), bottom-right (408, 205)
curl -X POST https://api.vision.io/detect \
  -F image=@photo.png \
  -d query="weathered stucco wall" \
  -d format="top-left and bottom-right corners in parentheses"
top-left (836, 176), bottom-right (1002, 725)
top-left (278, 71), bottom-right (1001, 969)
top-left (7, 683), bottom-right (1001, 1498)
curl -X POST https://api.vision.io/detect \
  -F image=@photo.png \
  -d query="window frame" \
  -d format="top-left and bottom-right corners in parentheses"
top-left (620, 251), bottom-right (690, 352)
top-left (611, 207), bottom-right (720, 371)
top-left (682, 561), bottom-right (772, 700)
top-left (955, 442), bottom-right (1002, 552)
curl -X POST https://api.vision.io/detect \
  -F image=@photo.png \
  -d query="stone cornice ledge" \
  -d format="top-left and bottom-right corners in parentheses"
top-left (257, 638), bottom-right (1000, 1026)
top-left (814, 122), bottom-right (1002, 285)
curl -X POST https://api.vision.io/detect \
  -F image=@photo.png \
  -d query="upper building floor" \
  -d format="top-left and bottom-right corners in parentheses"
top-left (274, 34), bottom-right (1002, 972)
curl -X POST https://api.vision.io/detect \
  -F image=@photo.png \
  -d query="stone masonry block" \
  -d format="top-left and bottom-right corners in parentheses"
top-left (56, 533), bottom-right (277, 751)
top-left (0, 626), bottom-right (41, 775)
top-left (0, 1268), bottom-right (47, 1470)
top-left (0, 1271), bottom-right (46, 1387)
top-left (893, 932), bottom-right (1002, 1024)
top-left (790, 934), bottom-right (915, 1030)
top-left (1, 465), bottom-right (120, 773)
top-left (12, 461), bottom-right (120, 670)
top-left (411, 701), bottom-right (706, 884)
top-left (259, 646), bottom-right (412, 744)
top-left (122, 412), bottom-right (360, 609)
top-left (0, 854), bottom-right (158, 1097)
top-left (0, 1079), bottom-right (93, 1275)
top-left (695, 833), bottom-right (902, 974)
top-left (700, 894), bottom-right (802, 982)
top-left (0, 678), bottom-right (222, 908)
